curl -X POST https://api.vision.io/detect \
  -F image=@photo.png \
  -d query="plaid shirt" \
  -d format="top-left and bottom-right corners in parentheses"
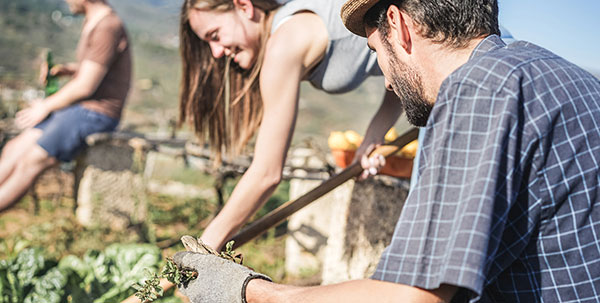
top-left (372, 35), bottom-right (600, 302)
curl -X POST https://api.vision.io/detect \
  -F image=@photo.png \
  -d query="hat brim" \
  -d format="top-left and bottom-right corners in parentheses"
top-left (341, 0), bottom-right (380, 37)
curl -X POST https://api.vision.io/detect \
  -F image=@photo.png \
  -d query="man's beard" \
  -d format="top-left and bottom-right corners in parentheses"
top-left (384, 41), bottom-right (432, 127)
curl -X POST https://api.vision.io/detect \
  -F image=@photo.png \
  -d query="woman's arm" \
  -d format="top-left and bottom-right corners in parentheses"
top-left (199, 12), bottom-right (329, 250)
top-left (119, 12), bottom-right (329, 303)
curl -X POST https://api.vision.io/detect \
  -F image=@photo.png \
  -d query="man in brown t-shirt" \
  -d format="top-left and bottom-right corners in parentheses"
top-left (0, 0), bottom-right (131, 211)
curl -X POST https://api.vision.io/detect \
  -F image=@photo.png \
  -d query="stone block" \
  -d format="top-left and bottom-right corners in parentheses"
top-left (74, 140), bottom-right (148, 229)
top-left (285, 179), bottom-right (354, 277)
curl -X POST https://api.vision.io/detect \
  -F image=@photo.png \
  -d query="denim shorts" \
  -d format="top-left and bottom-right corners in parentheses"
top-left (34, 104), bottom-right (119, 161)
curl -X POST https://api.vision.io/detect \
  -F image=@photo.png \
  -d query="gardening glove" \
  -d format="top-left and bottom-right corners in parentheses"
top-left (173, 251), bottom-right (271, 303)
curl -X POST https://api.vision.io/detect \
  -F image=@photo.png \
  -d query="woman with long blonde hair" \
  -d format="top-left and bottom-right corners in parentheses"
top-left (178, 0), bottom-right (403, 251)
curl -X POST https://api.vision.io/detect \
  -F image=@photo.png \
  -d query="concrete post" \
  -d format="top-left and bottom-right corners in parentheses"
top-left (286, 147), bottom-right (410, 283)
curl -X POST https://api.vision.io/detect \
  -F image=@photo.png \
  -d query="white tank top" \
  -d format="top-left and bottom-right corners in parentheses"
top-left (271, 0), bottom-right (382, 94)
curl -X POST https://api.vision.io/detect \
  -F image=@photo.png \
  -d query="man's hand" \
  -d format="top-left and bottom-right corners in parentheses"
top-left (39, 62), bottom-right (76, 85)
top-left (15, 100), bottom-right (50, 129)
top-left (49, 64), bottom-right (75, 77)
top-left (172, 251), bottom-right (271, 303)
top-left (39, 60), bottom-right (50, 85)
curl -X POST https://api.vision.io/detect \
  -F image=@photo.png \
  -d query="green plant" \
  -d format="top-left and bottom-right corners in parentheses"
top-left (161, 258), bottom-right (198, 286)
top-left (219, 241), bottom-right (242, 264)
top-left (132, 271), bottom-right (163, 303)
top-left (133, 258), bottom-right (197, 303)
top-left (0, 244), bottom-right (165, 303)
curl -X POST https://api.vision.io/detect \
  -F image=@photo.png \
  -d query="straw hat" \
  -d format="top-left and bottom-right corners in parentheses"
top-left (341, 0), bottom-right (381, 37)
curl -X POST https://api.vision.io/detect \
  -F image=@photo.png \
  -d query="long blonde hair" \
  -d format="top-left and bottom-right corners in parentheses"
top-left (179, 0), bottom-right (281, 163)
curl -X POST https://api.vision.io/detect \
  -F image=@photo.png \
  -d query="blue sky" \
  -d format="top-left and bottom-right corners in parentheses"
top-left (499, 0), bottom-right (600, 73)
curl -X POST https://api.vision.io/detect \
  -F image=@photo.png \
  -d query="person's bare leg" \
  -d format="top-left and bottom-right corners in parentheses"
top-left (0, 129), bottom-right (43, 185)
top-left (0, 143), bottom-right (57, 212)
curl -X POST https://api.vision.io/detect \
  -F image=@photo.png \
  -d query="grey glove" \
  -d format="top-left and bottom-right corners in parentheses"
top-left (173, 251), bottom-right (272, 303)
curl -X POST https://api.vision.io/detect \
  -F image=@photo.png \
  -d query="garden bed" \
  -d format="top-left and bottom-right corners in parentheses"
top-left (0, 168), bottom-right (294, 302)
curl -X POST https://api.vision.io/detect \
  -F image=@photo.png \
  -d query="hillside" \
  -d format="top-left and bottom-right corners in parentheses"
top-left (0, 0), bottom-right (182, 83)
top-left (0, 0), bottom-right (184, 131)
top-left (0, 0), bottom-right (79, 86)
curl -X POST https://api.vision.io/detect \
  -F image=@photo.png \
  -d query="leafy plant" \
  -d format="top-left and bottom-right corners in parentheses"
top-left (219, 241), bottom-right (243, 265)
top-left (161, 258), bottom-right (198, 286)
top-left (132, 271), bottom-right (163, 303)
top-left (0, 248), bottom-right (55, 303)
top-left (0, 244), bottom-right (165, 303)
top-left (133, 258), bottom-right (197, 303)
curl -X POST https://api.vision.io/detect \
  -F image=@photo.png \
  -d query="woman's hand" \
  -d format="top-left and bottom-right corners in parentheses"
top-left (354, 90), bottom-right (405, 180)
top-left (356, 143), bottom-right (386, 180)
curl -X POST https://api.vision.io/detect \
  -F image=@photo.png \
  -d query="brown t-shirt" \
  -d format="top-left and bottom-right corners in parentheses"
top-left (77, 13), bottom-right (132, 119)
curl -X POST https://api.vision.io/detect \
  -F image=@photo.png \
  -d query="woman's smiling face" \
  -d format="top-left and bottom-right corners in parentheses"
top-left (188, 6), bottom-right (262, 69)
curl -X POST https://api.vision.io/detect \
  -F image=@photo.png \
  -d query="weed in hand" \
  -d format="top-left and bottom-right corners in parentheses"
top-left (134, 258), bottom-right (198, 303)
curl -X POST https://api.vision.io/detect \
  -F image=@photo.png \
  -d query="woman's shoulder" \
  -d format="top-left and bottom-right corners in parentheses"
top-left (270, 11), bottom-right (326, 45)
top-left (267, 12), bottom-right (328, 69)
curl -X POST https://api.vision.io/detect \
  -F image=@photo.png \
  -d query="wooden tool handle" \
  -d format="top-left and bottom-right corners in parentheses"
top-left (230, 127), bottom-right (419, 249)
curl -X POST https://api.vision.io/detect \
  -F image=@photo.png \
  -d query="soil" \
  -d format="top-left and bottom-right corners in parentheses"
top-left (0, 167), bottom-right (74, 238)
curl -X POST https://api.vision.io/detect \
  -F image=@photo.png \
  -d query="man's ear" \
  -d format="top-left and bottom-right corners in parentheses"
top-left (233, 0), bottom-right (256, 20)
top-left (386, 5), bottom-right (412, 54)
